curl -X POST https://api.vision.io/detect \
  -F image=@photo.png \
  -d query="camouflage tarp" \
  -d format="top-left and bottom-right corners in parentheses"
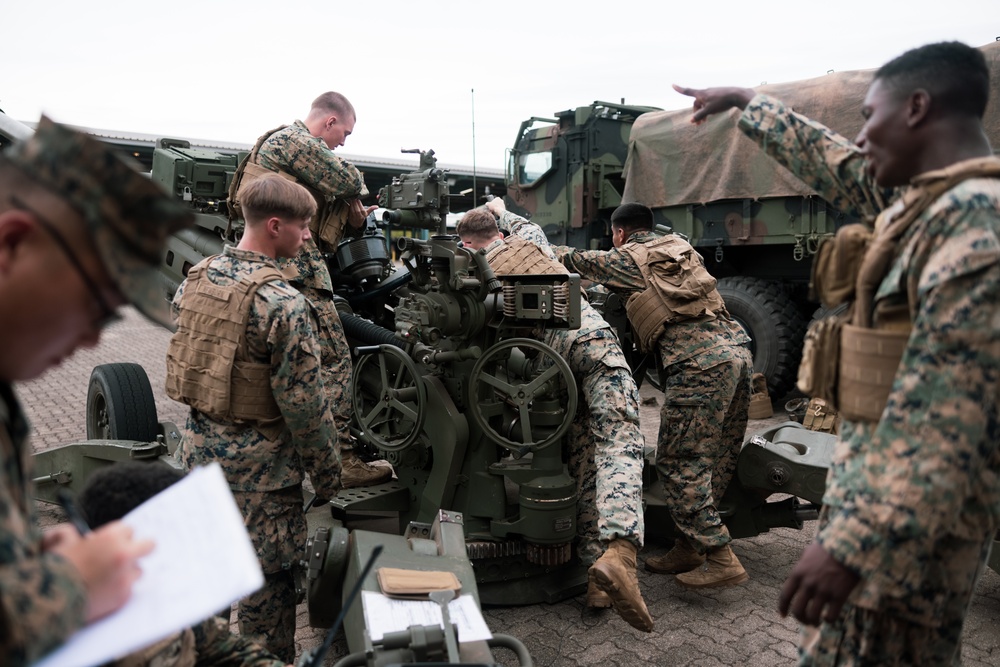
top-left (624, 40), bottom-right (1000, 209)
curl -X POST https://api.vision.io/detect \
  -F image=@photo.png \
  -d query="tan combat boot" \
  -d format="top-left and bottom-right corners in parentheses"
top-left (674, 544), bottom-right (748, 589)
top-left (340, 449), bottom-right (393, 489)
top-left (588, 540), bottom-right (654, 632)
top-left (644, 538), bottom-right (705, 575)
top-left (586, 580), bottom-right (612, 608)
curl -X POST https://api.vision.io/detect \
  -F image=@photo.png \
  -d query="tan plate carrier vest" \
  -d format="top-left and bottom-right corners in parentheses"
top-left (486, 235), bottom-right (571, 276)
top-left (620, 235), bottom-right (726, 352)
top-left (165, 259), bottom-right (284, 439)
top-left (486, 235), bottom-right (582, 319)
top-left (800, 157), bottom-right (1000, 422)
top-left (227, 125), bottom-right (352, 249)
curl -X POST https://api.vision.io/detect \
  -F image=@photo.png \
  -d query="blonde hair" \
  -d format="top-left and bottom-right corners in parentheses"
top-left (241, 175), bottom-right (316, 225)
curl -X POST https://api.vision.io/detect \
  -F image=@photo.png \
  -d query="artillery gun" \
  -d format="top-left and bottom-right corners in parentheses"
top-left (14, 124), bottom-right (997, 663)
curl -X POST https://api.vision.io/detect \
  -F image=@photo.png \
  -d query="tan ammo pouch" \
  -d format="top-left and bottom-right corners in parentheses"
top-left (376, 567), bottom-right (462, 600)
top-left (227, 125), bottom-right (290, 223)
top-left (810, 224), bottom-right (873, 307)
top-left (795, 310), bottom-right (846, 406)
top-left (802, 398), bottom-right (839, 434)
top-left (314, 197), bottom-right (351, 249)
top-left (836, 323), bottom-right (907, 423)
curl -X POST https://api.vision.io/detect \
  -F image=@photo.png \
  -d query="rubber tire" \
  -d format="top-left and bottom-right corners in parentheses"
top-left (716, 277), bottom-right (807, 399)
top-left (86, 363), bottom-right (159, 442)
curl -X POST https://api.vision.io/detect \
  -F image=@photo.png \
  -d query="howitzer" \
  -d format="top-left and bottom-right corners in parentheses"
top-left (19, 134), bottom-right (998, 664)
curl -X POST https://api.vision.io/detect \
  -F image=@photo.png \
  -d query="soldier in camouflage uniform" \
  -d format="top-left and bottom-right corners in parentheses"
top-left (79, 461), bottom-right (285, 667)
top-left (235, 91), bottom-right (390, 488)
top-left (0, 118), bottom-right (192, 666)
top-left (458, 202), bottom-right (653, 633)
top-left (168, 176), bottom-right (342, 663)
top-left (678, 41), bottom-right (1000, 665)
top-left (551, 202), bottom-right (753, 590)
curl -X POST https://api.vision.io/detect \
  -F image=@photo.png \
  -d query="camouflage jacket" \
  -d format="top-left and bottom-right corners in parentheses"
top-left (0, 383), bottom-right (87, 666)
top-left (740, 93), bottom-right (1000, 622)
top-left (255, 120), bottom-right (364, 202)
top-left (550, 231), bottom-right (749, 366)
top-left (174, 247), bottom-right (340, 497)
top-left (257, 120), bottom-right (364, 293)
top-left (109, 616), bottom-right (284, 667)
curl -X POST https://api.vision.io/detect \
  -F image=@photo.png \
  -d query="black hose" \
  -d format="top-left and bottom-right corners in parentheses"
top-left (340, 311), bottom-right (401, 348)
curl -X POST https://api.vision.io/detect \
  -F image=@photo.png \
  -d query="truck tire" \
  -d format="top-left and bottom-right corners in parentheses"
top-left (86, 363), bottom-right (159, 442)
top-left (716, 277), bottom-right (806, 399)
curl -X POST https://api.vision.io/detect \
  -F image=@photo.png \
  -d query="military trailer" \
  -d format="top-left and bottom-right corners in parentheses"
top-left (504, 39), bottom-right (1000, 398)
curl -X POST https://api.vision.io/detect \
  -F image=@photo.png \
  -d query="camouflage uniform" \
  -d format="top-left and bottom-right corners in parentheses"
top-left (739, 93), bottom-right (1000, 665)
top-left (110, 616), bottom-right (284, 667)
top-left (255, 121), bottom-right (366, 449)
top-left (173, 246), bottom-right (341, 663)
top-left (0, 386), bottom-right (87, 666)
top-left (0, 118), bottom-right (193, 667)
top-left (491, 213), bottom-right (646, 565)
top-left (550, 222), bottom-right (753, 556)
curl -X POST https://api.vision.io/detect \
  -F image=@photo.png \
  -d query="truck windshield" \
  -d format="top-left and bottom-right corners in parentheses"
top-left (515, 150), bottom-right (553, 187)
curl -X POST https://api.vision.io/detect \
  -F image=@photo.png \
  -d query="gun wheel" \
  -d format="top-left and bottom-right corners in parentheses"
top-left (351, 345), bottom-right (426, 452)
top-left (469, 337), bottom-right (577, 453)
top-left (86, 363), bottom-right (159, 442)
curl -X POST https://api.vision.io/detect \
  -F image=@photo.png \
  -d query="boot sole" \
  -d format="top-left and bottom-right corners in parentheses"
top-left (675, 571), bottom-right (749, 589)
top-left (589, 567), bottom-right (654, 632)
top-left (586, 594), bottom-right (613, 609)
top-left (644, 559), bottom-right (704, 575)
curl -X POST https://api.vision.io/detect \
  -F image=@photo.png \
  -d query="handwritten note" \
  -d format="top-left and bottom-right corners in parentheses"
top-left (35, 463), bottom-right (264, 667)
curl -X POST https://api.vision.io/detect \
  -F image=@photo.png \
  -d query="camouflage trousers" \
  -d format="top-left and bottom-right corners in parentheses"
top-left (561, 329), bottom-right (646, 566)
top-left (799, 525), bottom-right (994, 666)
top-left (656, 344), bottom-right (752, 554)
top-left (799, 603), bottom-right (970, 667)
top-left (232, 486), bottom-right (306, 663)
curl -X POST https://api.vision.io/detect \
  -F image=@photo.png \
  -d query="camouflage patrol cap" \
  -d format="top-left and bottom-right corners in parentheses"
top-left (0, 115), bottom-right (194, 327)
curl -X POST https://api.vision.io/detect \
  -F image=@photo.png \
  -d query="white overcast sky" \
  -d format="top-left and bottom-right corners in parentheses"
top-left (2, 1), bottom-right (996, 171)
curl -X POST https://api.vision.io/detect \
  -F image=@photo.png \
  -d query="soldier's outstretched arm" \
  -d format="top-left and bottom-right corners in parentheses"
top-left (672, 84), bottom-right (756, 124)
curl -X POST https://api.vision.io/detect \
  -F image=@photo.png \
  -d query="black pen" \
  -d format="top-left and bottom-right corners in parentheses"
top-left (57, 488), bottom-right (91, 535)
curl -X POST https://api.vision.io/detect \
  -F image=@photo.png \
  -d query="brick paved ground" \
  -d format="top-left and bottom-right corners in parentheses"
top-left (25, 308), bottom-right (1000, 666)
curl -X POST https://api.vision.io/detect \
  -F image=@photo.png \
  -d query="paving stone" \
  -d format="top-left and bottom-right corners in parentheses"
top-left (23, 307), bottom-right (1000, 666)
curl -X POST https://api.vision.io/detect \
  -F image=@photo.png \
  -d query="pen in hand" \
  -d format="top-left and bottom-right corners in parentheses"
top-left (57, 488), bottom-right (91, 535)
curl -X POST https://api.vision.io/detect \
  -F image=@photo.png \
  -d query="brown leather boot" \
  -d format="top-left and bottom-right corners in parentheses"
top-left (644, 538), bottom-right (705, 575)
top-left (340, 450), bottom-right (393, 489)
top-left (674, 544), bottom-right (748, 589)
top-left (586, 579), bottom-right (612, 608)
top-left (588, 540), bottom-right (654, 632)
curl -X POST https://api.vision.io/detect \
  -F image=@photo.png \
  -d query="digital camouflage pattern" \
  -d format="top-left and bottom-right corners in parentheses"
top-left (0, 385), bottom-right (87, 667)
top-left (0, 117), bottom-right (193, 666)
top-left (255, 120), bottom-right (366, 451)
top-left (551, 230), bottom-right (753, 554)
top-left (486, 213), bottom-right (646, 562)
top-left (173, 246), bottom-right (340, 662)
top-left (739, 93), bottom-right (1000, 664)
top-left (111, 615), bottom-right (285, 667)
top-left (0, 116), bottom-right (194, 328)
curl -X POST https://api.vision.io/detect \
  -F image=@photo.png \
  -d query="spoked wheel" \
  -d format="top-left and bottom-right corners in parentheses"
top-left (469, 337), bottom-right (577, 453)
top-left (351, 345), bottom-right (427, 451)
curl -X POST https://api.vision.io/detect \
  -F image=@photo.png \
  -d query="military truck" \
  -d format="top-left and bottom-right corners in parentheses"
top-left (504, 39), bottom-right (1000, 398)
